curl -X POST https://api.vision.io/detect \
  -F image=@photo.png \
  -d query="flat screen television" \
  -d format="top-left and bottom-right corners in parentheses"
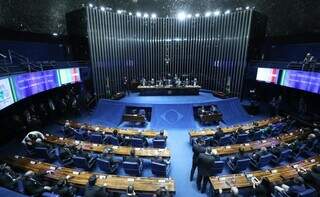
top-left (0, 78), bottom-right (15, 110)
top-left (256, 67), bottom-right (280, 84)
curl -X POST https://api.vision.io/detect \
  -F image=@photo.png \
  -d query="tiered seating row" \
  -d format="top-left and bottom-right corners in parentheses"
top-left (44, 133), bottom-right (170, 158)
top-left (6, 156), bottom-right (176, 194)
top-left (210, 155), bottom-right (320, 190)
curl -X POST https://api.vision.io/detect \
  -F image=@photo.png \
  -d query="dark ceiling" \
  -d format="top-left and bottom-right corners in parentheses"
top-left (1, 0), bottom-right (319, 37)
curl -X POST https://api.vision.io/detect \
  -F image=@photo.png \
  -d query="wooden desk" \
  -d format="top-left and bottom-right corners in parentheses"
top-left (137, 85), bottom-right (201, 96)
top-left (199, 113), bottom-right (223, 124)
top-left (210, 155), bottom-right (320, 191)
top-left (189, 116), bottom-right (282, 139)
top-left (6, 156), bottom-right (175, 194)
top-left (44, 134), bottom-right (170, 158)
top-left (210, 130), bottom-right (304, 156)
top-left (122, 114), bottom-right (146, 123)
top-left (66, 121), bottom-right (166, 138)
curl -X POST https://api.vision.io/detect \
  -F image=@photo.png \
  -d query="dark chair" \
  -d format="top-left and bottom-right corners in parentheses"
top-left (250, 153), bottom-right (273, 168)
top-left (108, 136), bottom-right (120, 146)
top-left (96, 158), bottom-right (118, 174)
top-left (289, 144), bottom-right (306, 160)
top-left (303, 139), bottom-right (319, 157)
top-left (123, 161), bottom-right (143, 176)
top-left (151, 162), bottom-right (170, 177)
top-left (210, 160), bottom-right (225, 175)
top-left (131, 138), bottom-right (144, 148)
top-left (253, 130), bottom-right (264, 140)
top-left (297, 187), bottom-right (317, 197)
top-left (234, 133), bottom-right (250, 144)
top-left (56, 147), bottom-right (73, 166)
top-left (34, 147), bottom-right (56, 160)
top-left (204, 137), bottom-right (214, 146)
top-left (42, 192), bottom-right (60, 197)
top-left (73, 156), bottom-right (96, 170)
top-left (74, 130), bottom-right (86, 141)
top-left (227, 158), bottom-right (250, 172)
top-left (153, 139), bottom-right (166, 148)
top-left (271, 149), bottom-right (292, 164)
top-left (215, 135), bottom-right (232, 146)
top-left (89, 133), bottom-right (105, 144)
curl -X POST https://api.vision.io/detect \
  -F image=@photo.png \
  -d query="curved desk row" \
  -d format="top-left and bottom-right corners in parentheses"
top-left (6, 156), bottom-right (176, 194)
top-left (44, 134), bottom-right (171, 158)
top-left (189, 116), bottom-right (282, 139)
top-left (65, 121), bottom-right (166, 138)
top-left (209, 155), bottom-right (320, 191)
top-left (210, 129), bottom-right (306, 156)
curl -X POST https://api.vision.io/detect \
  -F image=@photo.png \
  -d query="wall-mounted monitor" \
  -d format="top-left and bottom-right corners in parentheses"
top-left (58, 67), bottom-right (81, 85)
top-left (280, 69), bottom-right (320, 94)
top-left (0, 78), bottom-right (15, 110)
top-left (11, 70), bottom-right (59, 101)
top-left (256, 67), bottom-right (280, 84)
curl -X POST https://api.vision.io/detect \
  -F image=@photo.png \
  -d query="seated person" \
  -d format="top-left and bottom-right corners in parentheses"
top-left (78, 124), bottom-right (89, 137)
top-left (154, 130), bottom-right (167, 140)
top-left (111, 129), bottom-right (124, 145)
top-left (59, 145), bottom-right (75, 162)
top-left (230, 147), bottom-right (247, 163)
top-left (253, 177), bottom-right (274, 197)
top-left (0, 164), bottom-right (19, 190)
top-left (22, 131), bottom-right (45, 145)
top-left (75, 147), bottom-right (92, 161)
top-left (305, 133), bottom-right (317, 148)
top-left (214, 126), bottom-right (224, 141)
top-left (155, 186), bottom-right (170, 197)
top-left (289, 139), bottom-right (304, 155)
top-left (84, 175), bottom-right (109, 197)
top-left (271, 142), bottom-right (289, 157)
top-left (63, 120), bottom-right (74, 136)
top-left (133, 132), bottom-right (148, 147)
top-left (52, 178), bottom-right (76, 197)
top-left (299, 165), bottom-right (320, 190)
top-left (22, 170), bottom-right (52, 197)
top-left (251, 147), bottom-right (269, 161)
top-left (33, 138), bottom-right (53, 150)
top-left (124, 149), bottom-right (142, 165)
top-left (279, 177), bottom-right (308, 196)
top-left (126, 185), bottom-right (136, 197)
top-left (152, 156), bottom-right (170, 166)
top-left (210, 105), bottom-right (217, 113)
top-left (198, 106), bottom-right (206, 115)
top-left (100, 151), bottom-right (119, 173)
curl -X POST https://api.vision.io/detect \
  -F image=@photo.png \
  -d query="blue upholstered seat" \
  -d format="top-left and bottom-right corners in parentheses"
top-left (250, 153), bottom-right (273, 168)
top-left (153, 139), bottom-right (166, 148)
top-left (34, 147), bottom-right (56, 160)
top-left (271, 149), bottom-right (292, 164)
top-left (96, 158), bottom-right (118, 174)
top-left (123, 161), bottom-right (143, 176)
top-left (151, 161), bottom-right (170, 177)
top-left (72, 155), bottom-right (95, 169)
top-left (227, 158), bottom-right (250, 172)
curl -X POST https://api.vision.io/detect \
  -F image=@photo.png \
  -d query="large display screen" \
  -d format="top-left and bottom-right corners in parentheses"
top-left (11, 70), bottom-right (59, 100)
top-left (280, 70), bottom-right (320, 94)
top-left (256, 67), bottom-right (280, 84)
top-left (0, 78), bottom-right (15, 110)
top-left (59, 68), bottom-right (81, 85)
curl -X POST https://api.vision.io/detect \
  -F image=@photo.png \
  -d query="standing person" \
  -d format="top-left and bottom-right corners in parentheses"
top-left (190, 140), bottom-right (206, 181)
top-left (123, 76), bottom-right (129, 95)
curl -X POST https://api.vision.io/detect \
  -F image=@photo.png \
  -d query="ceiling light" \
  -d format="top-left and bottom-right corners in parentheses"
top-left (88, 3), bottom-right (93, 8)
top-left (213, 10), bottom-right (221, 16)
top-left (151, 13), bottom-right (157, 19)
top-left (177, 12), bottom-right (186, 20)
top-left (100, 6), bottom-right (105, 11)
top-left (246, 6), bottom-right (250, 10)
top-left (195, 13), bottom-right (200, 17)
top-left (136, 12), bottom-right (142, 17)
top-left (187, 14), bottom-right (192, 18)
top-left (143, 13), bottom-right (149, 18)
top-left (129, 12), bottom-right (132, 16)
top-left (225, 10), bottom-right (231, 14)
top-left (205, 12), bottom-right (211, 17)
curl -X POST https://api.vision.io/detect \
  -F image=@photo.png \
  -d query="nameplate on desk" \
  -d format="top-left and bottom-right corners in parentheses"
top-left (127, 178), bottom-right (134, 182)
top-left (158, 179), bottom-right (166, 183)
top-left (112, 146), bottom-right (118, 149)
top-left (271, 169), bottom-right (278, 173)
top-left (30, 161), bottom-right (36, 165)
top-left (310, 159), bottom-right (316, 163)
top-left (14, 155), bottom-right (19, 159)
top-left (159, 149), bottom-right (164, 152)
top-left (226, 146), bottom-right (231, 149)
top-left (99, 175), bottom-right (106, 179)
top-left (246, 174), bottom-right (253, 178)
top-left (244, 143), bottom-right (250, 146)
top-left (59, 137), bottom-right (64, 140)
top-left (45, 134), bottom-right (50, 137)
top-left (218, 177), bottom-right (226, 181)
top-left (75, 140), bottom-right (80, 145)
top-left (93, 144), bottom-right (98, 147)
top-left (135, 148), bottom-right (141, 151)
top-left (50, 166), bottom-right (57, 170)
top-left (262, 140), bottom-right (267, 143)
top-left (289, 133), bottom-right (293, 136)
top-left (293, 164), bottom-right (299, 168)
top-left (72, 171), bottom-right (80, 175)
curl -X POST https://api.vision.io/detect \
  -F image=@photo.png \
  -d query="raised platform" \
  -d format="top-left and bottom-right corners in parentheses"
top-left (84, 90), bottom-right (258, 130)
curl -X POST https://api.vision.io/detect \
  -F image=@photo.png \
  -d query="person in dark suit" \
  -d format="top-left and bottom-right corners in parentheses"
top-left (152, 156), bottom-right (170, 166)
top-left (155, 130), bottom-right (167, 140)
top-left (22, 170), bottom-right (52, 197)
top-left (231, 147), bottom-right (247, 164)
top-left (289, 139), bottom-right (304, 155)
top-left (197, 148), bottom-right (219, 193)
top-left (112, 129), bottom-right (124, 145)
top-left (299, 165), bottom-right (320, 190)
top-left (52, 178), bottom-right (76, 197)
top-left (284, 176), bottom-right (307, 196)
top-left (100, 151), bottom-right (119, 174)
top-left (84, 175), bottom-right (109, 197)
top-left (75, 147), bottom-right (91, 161)
top-left (126, 185), bottom-right (136, 196)
top-left (59, 146), bottom-right (74, 163)
top-left (190, 140), bottom-right (206, 181)
top-left (133, 132), bottom-right (148, 147)
top-left (251, 147), bottom-right (268, 162)
top-left (155, 186), bottom-right (170, 197)
top-left (271, 142), bottom-right (288, 157)
top-left (214, 127), bottom-right (224, 141)
top-left (124, 149), bottom-right (142, 165)
top-left (0, 164), bottom-right (19, 190)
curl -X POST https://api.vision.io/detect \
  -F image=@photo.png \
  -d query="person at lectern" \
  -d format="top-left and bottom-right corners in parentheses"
top-left (123, 76), bottom-right (129, 95)
top-left (141, 78), bottom-right (146, 86)
top-left (193, 78), bottom-right (197, 86)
